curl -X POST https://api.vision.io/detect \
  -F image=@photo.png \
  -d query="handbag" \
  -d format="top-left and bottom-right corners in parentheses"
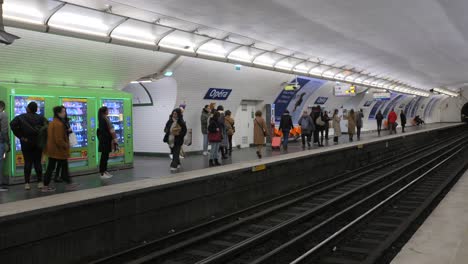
top-left (316, 116), bottom-right (325, 126)
top-left (208, 130), bottom-right (222, 142)
top-left (69, 132), bottom-right (78, 147)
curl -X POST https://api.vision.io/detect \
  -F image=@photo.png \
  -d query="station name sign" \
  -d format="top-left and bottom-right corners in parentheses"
top-left (204, 88), bottom-right (232, 100)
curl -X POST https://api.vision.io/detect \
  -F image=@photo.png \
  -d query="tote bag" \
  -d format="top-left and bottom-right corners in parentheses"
top-left (69, 132), bottom-right (78, 147)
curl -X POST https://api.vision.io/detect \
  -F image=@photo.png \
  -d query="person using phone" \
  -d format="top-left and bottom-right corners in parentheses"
top-left (97, 106), bottom-right (118, 179)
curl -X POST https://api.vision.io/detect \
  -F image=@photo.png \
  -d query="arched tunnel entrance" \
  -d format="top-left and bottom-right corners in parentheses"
top-left (462, 103), bottom-right (468, 122)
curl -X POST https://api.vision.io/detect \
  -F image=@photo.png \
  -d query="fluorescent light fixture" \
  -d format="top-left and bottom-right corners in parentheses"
top-left (228, 47), bottom-right (262, 63)
top-left (49, 12), bottom-right (111, 36)
top-left (159, 30), bottom-right (210, 53)
top-left (112, 35), bottom-right (156, 45)
top-left (130, 81), bottom-right (139, 84)
top-left (139, 80), bottom-right (152, 83)
top-left (254, 53), bottom-right (283, 67)
top-left (3, 3), bottom-right (45, 25)
top-left (433, 87), bottom-right (458, 97)
top-left (293, 68), bottom-right (309, 74)
top-left (197, 40), bottom-right (238, 59)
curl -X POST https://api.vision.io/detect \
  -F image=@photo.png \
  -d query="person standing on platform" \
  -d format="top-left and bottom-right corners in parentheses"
top-left (347, 109), bottom-right (356, 142)
top-left (42, 106), bottom-right (78, 192)
top-left (208, 111), bottom-right (222, 166)
top-left (388, 108), bottom-right (398, 135)
top-left (279, 110), bottom-right (294, 151)
top-left (200, 105), bottom-right (210, 156)
top-left (298, 110), bottom-right (314, 148)
top-left (356, 109), bottom-right (364, 141)
top-left (311, 106), bottom-right (321, 146)
top-left (323, 111), bottom-right (331, 141)
top-left (317, 111), bottom-right (325, 147)
top-left (97, 106), bottom-right (118, 179)
top-left (400, 110), bottom-right (407, 133)
top-left (164, 108), bottom-right (187, 172)
top-left (217, 106), bottom-right (228, 160)
top-left (332, 109), bottom-right (341, 144)
top-left (54, 111), bottom-right (72, 183)
top-left (224, 110), bottom-right (235, 156)
top-left (0, 101), bottom-right (10, 192)
top-left (376, 110), bottom-right (384, 136)
top-left (10, 102), bottom-right (48, 190)
top-left (253, 110), bottom-right (268, 159)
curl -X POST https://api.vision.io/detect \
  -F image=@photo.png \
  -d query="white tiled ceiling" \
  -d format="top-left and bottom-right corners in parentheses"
top-left (0, 27), bottom-right (175, 89)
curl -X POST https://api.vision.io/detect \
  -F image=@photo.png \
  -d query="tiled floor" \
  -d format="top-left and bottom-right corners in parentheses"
top-left (0, 123), bottom-right (456, 204)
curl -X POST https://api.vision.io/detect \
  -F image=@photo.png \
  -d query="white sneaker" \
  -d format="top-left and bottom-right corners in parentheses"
top-left (177, 165), bottom-right (181, 169)
top-left (203, 151), bottom-right (208, 156)
top-left (169, 154), bottom-right (173, 159)
top-left (170, 167), bottom-right (178, 172)
top-left (37, 182), bottom-right (44, 189)
top-left (25, 183), bottom-right (31, 190)
top-left (180, 155), bottom-right (185, 159)
top-left (100, 172), bottom-right (113, 179)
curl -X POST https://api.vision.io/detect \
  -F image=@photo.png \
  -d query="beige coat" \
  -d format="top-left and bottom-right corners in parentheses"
top-left (225, 116), bottom-right (235, 136)
top-left (347, 113), bottom-right (356, 134)
top-left (332, 115), bottom-right (341, 137)
top-left (253, 117), bottom-right (268, 145)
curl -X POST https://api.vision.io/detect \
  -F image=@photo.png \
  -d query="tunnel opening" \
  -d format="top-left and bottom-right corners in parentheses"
top-left (462, 103), bottom-right (468, 122)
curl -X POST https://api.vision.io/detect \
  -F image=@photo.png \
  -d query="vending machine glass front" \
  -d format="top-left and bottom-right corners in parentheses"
top-left (102, 99), bottom-right (125, 163)
top-left (62, 98), bottom-right (89, 168)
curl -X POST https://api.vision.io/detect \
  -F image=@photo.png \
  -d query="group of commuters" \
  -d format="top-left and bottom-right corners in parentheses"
top-left (0, 100), bottom-right (117, 192)
top-left (376, 108), bottom-right (407, 135)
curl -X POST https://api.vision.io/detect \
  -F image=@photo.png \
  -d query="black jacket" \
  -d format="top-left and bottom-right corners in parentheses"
top-left (376, 113), bottom-right (384, 122)
top-left (10, 113), bottom-right (47, 147)
top-left (400, 113), bottom-right (407, 125)
top-left (164, 118), bottom-right (187, 146)
top-left (279, 114), bottom-right (294, 131)
top-left (98, 116), bottom-right (113, 153)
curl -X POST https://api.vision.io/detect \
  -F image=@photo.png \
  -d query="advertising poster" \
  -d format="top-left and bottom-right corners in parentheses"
top-left (410, 97), bottom-right (424, 118)
top-left (288, 78), bottom-right (327, 124)
top-left (273, 77), bottom-right (311, 123)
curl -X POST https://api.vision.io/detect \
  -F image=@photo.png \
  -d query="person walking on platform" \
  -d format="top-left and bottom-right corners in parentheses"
top-left (347, 109), bottom-right (356, 142)
top-left (311, 106), bottom-right (322, 146)
top-left (10, 102), bottom-right (48, 190)
top-left (54, 111), bottom-right (72, 183)
top-left (225, 110), bottom-right (235, 156)
top-left (42, 106), bottom-right (78, 193)
top-left (332, 109), bottom-right (341, 144)
top-left (376, 110), bottom-right (384, 136)
top-left (254, 110), bottom-right (268, 159)
top-left (356, 109), bottom-right (364, 141)
top-left (208, 111), bottom-right (222, 166)
top-left (388, 108), bottom-right (398, 135)
top-left (97, 106), bottom-right (118, 179)
top-left (217, 106), bottom-right (228, 160)
top-left (164, 109), bottom-right (187, 172)
top-left (279, 110), bottom-right (294, 151)
top-left (200, 105), bottom-right (210, 156)
top-left (400, 110), bottom-right (407, 133)
top-left (323, 111), bottom-right (331, 141)
top-left (0, 101), bottom-right (10, 192)
top-left (298, 110), bottom-right (314, 148)
top-left (316, 111), bottom-right (326, 147)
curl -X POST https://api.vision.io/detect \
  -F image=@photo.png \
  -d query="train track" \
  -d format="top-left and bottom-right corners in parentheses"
top-left (91, 131), bottom-right (468, 264)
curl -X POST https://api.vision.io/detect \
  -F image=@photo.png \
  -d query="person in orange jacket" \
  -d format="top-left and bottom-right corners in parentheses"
top-left (388, 108), bottom-right (398, 135)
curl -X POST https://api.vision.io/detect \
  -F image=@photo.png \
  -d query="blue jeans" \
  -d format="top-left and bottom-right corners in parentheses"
top-left (210, 142), bottom-right (220, 159)
top-left (203, 134), bottom-right (208, 152)
top-left (0, 143), bottom-right (5, 186)
top-left (282, 130), bottom-right (290, 147)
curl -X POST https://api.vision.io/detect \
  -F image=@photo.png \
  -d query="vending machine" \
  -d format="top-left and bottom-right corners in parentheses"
top-left (0, 84), bottom-right (133, 184)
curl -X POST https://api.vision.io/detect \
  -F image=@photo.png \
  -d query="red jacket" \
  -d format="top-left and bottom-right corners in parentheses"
top-left (388, 111), bottom-right (397, 123)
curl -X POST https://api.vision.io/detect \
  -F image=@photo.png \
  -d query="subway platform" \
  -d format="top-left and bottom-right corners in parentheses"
top-left (0, 122), bottom-right (461, 205)
top-left (0, 122), bottom-right (465, 264)
top-left (0, 123), bottom-right (458, 205)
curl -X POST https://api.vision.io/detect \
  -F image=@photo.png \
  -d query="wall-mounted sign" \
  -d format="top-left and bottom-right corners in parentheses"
top-left (204, 88), bottom-right (232, 100)
top-left (334, 83), bottom-right (356, 97)
top-left (314, 96), bottom-right (328, 105)
top-left (373, 92), bottom-right (391, 101)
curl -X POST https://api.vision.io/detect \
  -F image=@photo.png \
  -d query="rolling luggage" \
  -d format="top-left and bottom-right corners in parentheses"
top-left (272, 137), bottom-right (282, 150)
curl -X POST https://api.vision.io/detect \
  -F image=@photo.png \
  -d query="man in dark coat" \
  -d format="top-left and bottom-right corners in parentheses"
top-left (279, 110), bottom-right (294, 150)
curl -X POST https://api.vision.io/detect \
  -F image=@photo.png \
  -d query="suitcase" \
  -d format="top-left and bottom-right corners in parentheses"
top-left (272, 137), bottom-right (282, 150)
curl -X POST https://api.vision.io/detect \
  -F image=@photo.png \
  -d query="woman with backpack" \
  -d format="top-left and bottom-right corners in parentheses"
top-left (208, 111), bottom-right (222, 166)
top-left (42, 106), bottom-right (78, 192)
top-left (164, 108), bottom-right (187, 172)
top-left (97, 106), bottom-right (118, 179)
